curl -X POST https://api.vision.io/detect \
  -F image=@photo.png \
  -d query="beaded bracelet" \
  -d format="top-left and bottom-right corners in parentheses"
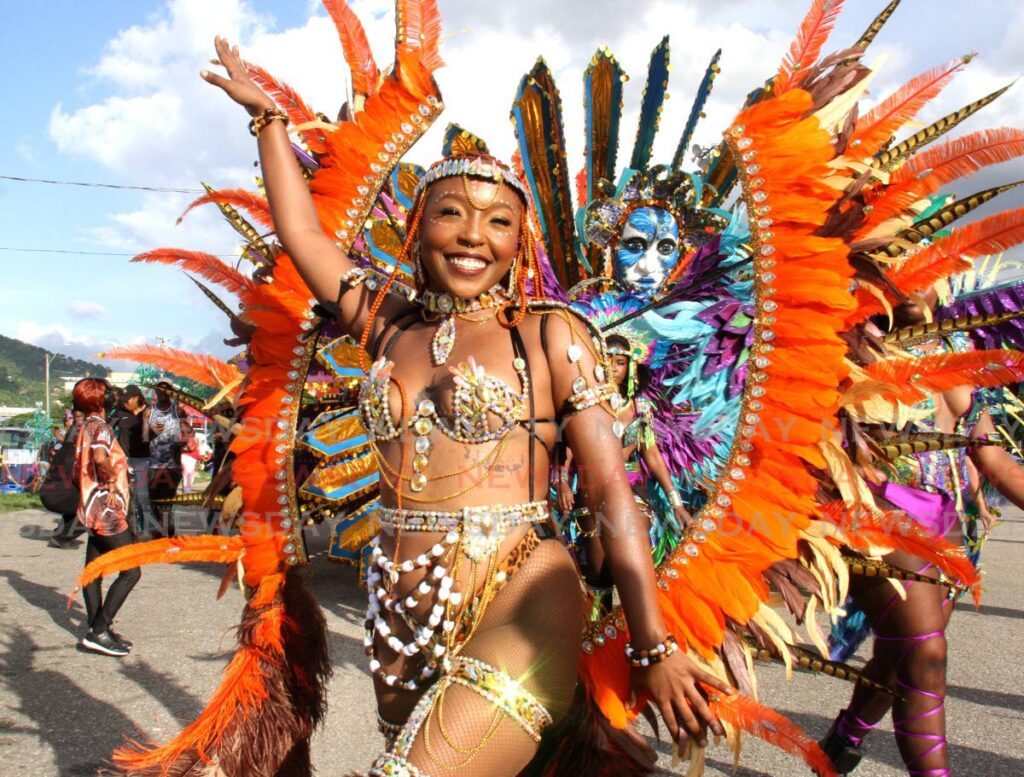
top-left (249, 107), bottom-right (289, 137)
top-left (625, 634), bottom-right (678, 667)
top-left (667, 488), bottom-right (684, 508)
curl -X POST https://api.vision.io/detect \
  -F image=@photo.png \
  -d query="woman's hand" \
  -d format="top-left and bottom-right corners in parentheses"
top-left (632, 650), bottom-right (730, 748)
top-left (673, 504), bottom-right (692, 527)
top-left (557, 480), bottom-right (574, 514)
top-left (201, 36), bottom-right (275, 116)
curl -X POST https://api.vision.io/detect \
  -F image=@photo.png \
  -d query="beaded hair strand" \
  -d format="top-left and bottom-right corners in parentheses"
top-left (496, 209), bottom-right (535, 330)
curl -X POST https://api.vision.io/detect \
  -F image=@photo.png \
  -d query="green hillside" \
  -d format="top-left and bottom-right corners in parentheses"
top-left (0, 334), bottom-right (109, 409)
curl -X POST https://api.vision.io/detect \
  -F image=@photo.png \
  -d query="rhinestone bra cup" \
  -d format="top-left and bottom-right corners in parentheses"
top-left (358, 356), bottom-right (526, 446)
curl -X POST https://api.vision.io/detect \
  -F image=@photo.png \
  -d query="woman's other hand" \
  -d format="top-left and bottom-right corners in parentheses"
top-left (201, 36), bottom-right (275, 116)
top-left (557, 480), bottom-right (574, 515)
top-left (632, 650), bottom-right (730, 748)
top-left (673, 504), bottom-right (693, 527)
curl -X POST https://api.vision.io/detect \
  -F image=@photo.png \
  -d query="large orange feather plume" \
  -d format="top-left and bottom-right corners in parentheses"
top-left (131, 248), bottom-right (255, 297)
top-left (821, 502), bottom-right (982, 603)
top-left (862, 348), bottom-right (1024, 403)
top-left (398, 0), bottom-right (444, 71)
top-left (847, 56), bottom-right (969, 156)
top-left (244, 61), bottom-right (329, 154)
top-left (709, 689), bottom-right (838, 777)
top-left (775, 0), bottom-right (845, 94)
top-left (323, 0), bottom-right (380, 97)
top-left (859, 128), bottom-right (1024, 233)
top-left (100, 344), bottom-right (244, 389)
top-left (178, 188), bottom-right (275, 230)
top-left (853, 206), bottom-right (1024, 318)
top-left (891, 208), bottom-right (1024, 293)
top-left (72, 536), bottom-right (244, 593)
top-left (892, 127), bottom-right (1024, 187)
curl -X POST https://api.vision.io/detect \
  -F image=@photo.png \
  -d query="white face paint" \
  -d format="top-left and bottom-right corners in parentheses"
top-left (613, 207), bottom-right (681, 298)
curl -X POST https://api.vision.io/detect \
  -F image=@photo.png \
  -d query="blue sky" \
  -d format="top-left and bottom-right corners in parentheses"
top-left (2, 0), bottom-right (1022, 368)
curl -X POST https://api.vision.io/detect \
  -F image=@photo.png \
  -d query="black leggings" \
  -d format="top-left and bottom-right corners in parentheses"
top-left (82, 529), bottom-right (140, 633)
top-left (53, 513), bottom-right (78, 540)
top-left (148, 466), bottom-right (182, 537)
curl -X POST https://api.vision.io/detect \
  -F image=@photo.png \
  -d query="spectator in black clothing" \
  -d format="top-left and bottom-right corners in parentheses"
top-left (110, 385), bottom-right (152, 532)
top-left (47, 421), bottom-right (81, 549)
top-left (147, 379), bottom-right (182, 537)
top-left (37, 425), bottom-right (63, 479)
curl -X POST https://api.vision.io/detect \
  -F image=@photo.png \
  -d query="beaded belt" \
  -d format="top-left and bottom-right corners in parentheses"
top-left (378, 501), bottom-right (549, 562)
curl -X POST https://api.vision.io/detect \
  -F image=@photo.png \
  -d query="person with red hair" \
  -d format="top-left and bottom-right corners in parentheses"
top-left (72, 377), bottom-right (139, 657)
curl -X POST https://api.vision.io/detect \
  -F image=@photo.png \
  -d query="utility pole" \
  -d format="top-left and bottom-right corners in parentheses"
top-left (44, 352), bottom-right (56, 421)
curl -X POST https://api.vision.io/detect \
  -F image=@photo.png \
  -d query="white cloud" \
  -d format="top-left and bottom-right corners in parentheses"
top-left (48, 0), bottom-right (1024, 263)
top-left (15, 321), bottom-right (115, 367)
top-left (67, 301), bottom-right (109, 320)
top-left (50, 93), bottom-right (185, 169)
top-left (14, 319), bottom-right (233, 370)
top-left (16, 141), bottom-right (38, 165)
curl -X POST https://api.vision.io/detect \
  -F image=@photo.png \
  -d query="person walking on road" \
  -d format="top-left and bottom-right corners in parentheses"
top-left (72, 378), bottom-right (139, 657)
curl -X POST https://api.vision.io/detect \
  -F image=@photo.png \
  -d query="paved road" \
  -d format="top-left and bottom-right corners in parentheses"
top-left (1, 507), bottom-right (1021, 776)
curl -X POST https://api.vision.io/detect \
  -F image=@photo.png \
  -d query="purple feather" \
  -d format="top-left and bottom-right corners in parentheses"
top-left (936, 282), bottom-right (1024, 350)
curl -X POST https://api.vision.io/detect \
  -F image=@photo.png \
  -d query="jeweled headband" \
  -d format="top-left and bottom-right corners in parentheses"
top-left (413, 154), bottom-right (530, 202)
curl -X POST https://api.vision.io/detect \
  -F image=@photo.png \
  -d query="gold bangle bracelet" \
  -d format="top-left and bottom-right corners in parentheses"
top-left (248, 107), bottom-right (289, 137)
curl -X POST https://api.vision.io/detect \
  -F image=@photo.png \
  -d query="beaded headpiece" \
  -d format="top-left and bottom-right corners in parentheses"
top-left (413, 154), bottom-right (530, 202)
top-left (582, 165), bottom-right (729, 267)
top-left (586, 294), bottom-right (654, 362)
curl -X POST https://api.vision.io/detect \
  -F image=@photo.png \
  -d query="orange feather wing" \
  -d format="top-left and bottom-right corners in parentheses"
top-left (892, 127), bottom-right (1024, 187)
top-left (73, 536), bottom-right (244, 592)
top-left (131, 248), bottom-right (255, 296)
top-left (847, 56), bottom-right (969, 156)
top-left (890, 207), bottom-right (1024, 294)
top-left (178, 188), bottom-right (275, 231)
top-left (775, 0), bottom-right (845, 94)
top-left (860, 128), bottom-right (1024, 233)
top-left (244, 61), bottom-right (330, 154)
top-left (822, 502), bottom-right (982, 602)
top-left (100, 344), bottom-right (244, 389)
top-left (709, 689), bottom-right (838, 777)
top-left (323, 0), bottom-right (380, 97)
top-left (398, 0), bottom-right (444, 71)
top-left (862, 348), bottom-right (1024, 403)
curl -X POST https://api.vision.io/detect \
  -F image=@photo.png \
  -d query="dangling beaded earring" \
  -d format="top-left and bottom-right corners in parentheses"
top-left (626, 357), bottom-right (637, 399)
top-left (507, 244), bottom-right (522, 300)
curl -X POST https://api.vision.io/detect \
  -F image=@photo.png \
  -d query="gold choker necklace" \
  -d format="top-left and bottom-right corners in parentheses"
top-left (420, 285), bottom-right (511, 365)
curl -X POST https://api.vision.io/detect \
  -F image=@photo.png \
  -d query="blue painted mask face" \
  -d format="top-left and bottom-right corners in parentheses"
top-left (613, 207), bottom-right (680, 298)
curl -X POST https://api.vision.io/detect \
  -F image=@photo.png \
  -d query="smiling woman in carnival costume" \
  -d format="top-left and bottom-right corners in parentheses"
top-left (73, 1), bottom-right (1024, 776)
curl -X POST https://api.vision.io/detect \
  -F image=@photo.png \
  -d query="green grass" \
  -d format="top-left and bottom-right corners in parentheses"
top-left (0, 492), bottom-right (43, 513)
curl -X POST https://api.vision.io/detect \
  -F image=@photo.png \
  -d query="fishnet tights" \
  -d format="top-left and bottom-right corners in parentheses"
top-left (372, 538), bottom-right (584, 776)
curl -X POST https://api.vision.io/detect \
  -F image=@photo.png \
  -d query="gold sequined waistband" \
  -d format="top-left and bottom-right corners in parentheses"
top-left (378, 500), bottom-right (549, 533)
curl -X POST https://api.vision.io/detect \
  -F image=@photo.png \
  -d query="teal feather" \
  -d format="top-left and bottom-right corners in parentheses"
top-left (672, 48), bottom-right (723, 170)
top-left (630, 36), bottom-right (671, 172)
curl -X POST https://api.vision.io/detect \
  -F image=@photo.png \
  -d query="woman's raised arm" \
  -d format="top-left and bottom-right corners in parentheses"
top-left (201, 37), bottom-right (375, 339)
top-left (544, 312), bottom-right (728, 747)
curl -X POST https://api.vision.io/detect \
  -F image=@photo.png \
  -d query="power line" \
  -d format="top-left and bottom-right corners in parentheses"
top-left (0, 246), bottom-right (236, 258)
top-left (0, 174), bottom-right (204, 195)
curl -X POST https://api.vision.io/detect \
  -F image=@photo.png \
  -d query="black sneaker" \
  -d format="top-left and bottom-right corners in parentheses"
top-left (109, 630), bottom-right (133, 648)
top-left (820, 719), bottom-right (864, 775)
top-left (47, 537), bottom-right (77, 549)
top-left (80, 630), bottom-right (130, 657)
